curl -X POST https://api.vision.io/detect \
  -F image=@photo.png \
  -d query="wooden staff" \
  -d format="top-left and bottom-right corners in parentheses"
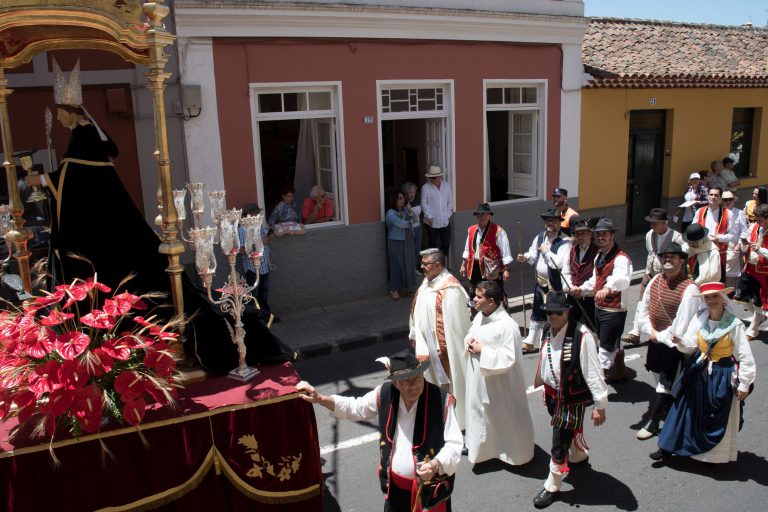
top-left (517, 222), bottom-right (528, 332)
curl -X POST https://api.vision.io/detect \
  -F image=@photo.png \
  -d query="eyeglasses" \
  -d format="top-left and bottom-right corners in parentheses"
top-left (545, 311), bottom-right (565, 316)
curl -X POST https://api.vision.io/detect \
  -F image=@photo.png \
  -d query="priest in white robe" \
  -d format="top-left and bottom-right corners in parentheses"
top-left (464, 280), bottom-right (534, 465)
top-left (410, 248), bottom-right (471, 430)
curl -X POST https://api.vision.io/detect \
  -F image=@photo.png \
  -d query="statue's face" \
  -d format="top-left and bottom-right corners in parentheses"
top-left (56, 108), bottom-right (79, 129)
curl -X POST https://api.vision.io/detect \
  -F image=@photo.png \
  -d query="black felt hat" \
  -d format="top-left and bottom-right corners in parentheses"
top-left (593, 218), bottom-right (617, 232)
top-left (645, 208), bottom-right (669, 222)
top-left (570, 215), bottom-right (592, 233)
top-left (473, 202), bottom-right (494, 216)
top-left (378, 350), bottom-right (430, 381)
top-left (541, 291), bottom-right (571, 312)
top-left (657, 241), bottom-right (687, 258)
top-left (540, 208), bottom-right (563, 220)
top-left (684, 223), bottom-right (708, 242)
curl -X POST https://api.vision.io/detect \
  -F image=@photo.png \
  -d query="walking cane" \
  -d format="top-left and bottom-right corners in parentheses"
top-left (516, 222), bottom-right (528, 333)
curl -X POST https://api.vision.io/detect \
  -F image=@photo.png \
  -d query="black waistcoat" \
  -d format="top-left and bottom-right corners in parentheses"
top-left (541, 320), bottom-right (594, 406)
top-left (378, 381), bottom-right (454, 509)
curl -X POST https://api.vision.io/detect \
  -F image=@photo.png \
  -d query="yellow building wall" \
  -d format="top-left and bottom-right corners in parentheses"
top-left (579, 87), bottom-right (768, 210)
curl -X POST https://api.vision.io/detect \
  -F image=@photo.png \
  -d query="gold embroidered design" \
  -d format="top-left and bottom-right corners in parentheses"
top-left (238, 434), bottom-right (302, 482)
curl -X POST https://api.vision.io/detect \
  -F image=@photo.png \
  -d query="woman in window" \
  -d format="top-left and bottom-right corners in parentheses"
top-left (386, 191), bottom-right (417, 300)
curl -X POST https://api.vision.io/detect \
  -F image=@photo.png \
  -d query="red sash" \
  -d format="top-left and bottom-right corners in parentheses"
top-left (694, 206), bottom-right (730, 269)
top-left (466, 222), bottom-right (501, 278)
top-left (746, 223), bottom-right (768, 274)
top-left (390, 471), bottom-right (448, 512)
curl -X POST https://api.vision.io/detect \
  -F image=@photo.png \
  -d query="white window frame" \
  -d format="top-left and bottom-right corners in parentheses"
top-left (376, 79), bottom-right (455, 220)
top-left (482, 79), bottom-right (547, 205)
top-left (248, 81), bottom-right (348, 227)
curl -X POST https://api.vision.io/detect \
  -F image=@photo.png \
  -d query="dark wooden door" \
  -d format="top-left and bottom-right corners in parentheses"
top-left (626, 111), bottom-right (665, 235)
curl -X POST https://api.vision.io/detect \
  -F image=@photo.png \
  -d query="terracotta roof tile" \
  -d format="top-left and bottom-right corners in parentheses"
top-left (583, 18), bottom-right (768, 88)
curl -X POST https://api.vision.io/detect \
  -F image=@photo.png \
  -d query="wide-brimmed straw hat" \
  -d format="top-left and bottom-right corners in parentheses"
top-left (425, 165), bottom-right (444, 178)
top-left (696, 282), bottom-right (734, 297)
top-left (377, 350), bottom-right (430, 381)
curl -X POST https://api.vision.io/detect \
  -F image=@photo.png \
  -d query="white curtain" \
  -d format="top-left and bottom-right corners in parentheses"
top-left (294, 119), bottom-right (316, 211)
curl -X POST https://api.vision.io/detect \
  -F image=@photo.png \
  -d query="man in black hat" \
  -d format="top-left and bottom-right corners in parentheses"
top-left (552, 187), bottom-right (578, 236)
top-left (562, 215), bottom-right (599, 328)
top-left (622, 208), bottom-right (683, 344)
top-left (681, 223), bottom-right (721, 286)
top-left (517, 208), bottom-right (572, 353)
top-left (532, 291), bottom-right (607, 509)
top-left (297, 350), bottom-right (462, 512)
top-left (460, 202), bottom-right (512, 298)
top-left (570, 218), bottom-right (633, 382)
top-left (634, 242), bottom-right (700, 440)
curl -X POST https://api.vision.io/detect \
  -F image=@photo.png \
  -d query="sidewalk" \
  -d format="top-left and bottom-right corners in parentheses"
top-left (273, 237), bottom-right (649, 359)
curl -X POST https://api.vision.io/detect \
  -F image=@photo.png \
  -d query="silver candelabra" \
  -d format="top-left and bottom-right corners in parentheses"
top-left (174, 183), bottom-right (265, 382)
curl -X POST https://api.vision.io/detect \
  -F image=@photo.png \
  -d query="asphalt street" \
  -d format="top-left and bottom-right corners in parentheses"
top-left (295, 334), bottom-right (768, 511)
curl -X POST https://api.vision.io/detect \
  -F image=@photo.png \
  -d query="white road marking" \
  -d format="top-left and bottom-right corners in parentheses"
top-left (320, 432), bottom-right (379, 455)
top-left (320, 352), bottom-right (645, 455)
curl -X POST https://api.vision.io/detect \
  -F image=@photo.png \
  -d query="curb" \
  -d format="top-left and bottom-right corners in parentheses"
top-left (296, 271), bottom-right (646, 360)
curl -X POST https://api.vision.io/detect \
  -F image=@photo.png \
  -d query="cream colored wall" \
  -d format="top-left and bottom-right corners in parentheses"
top-left (580, 87), bottom-right (768, 210)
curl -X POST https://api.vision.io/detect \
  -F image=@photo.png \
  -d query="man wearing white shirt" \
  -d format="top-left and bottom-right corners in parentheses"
top-left (635, 242), bottom-right (700, 440)
top-left (570, 218), bottom-right (633, 381)
top-left (421, 165), bottom-right (453, 257)
top-left (721, 190), bottom-right (749, 288)
top-left (297, 350), bottom-right (462, 512)
top-left (517, 209), bottom-right (573, 353)
top-left (532, 291), bottom-right (608, 509)
top-left (460, 202), bottom-right (513, 299)
top-left (720, 156), bottom-right (741, 192)
top-left (693, 186), bottom-right (739, 283)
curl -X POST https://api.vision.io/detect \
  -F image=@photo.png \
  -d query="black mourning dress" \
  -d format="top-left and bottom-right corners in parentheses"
top-left (45, 122), bottom-right (292, 372)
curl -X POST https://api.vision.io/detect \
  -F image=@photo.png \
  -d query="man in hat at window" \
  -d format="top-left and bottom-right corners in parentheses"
top-left (460, 202), bottom-right (512, 299)
top-left (410, 248), bottom-right (470, 430)
top-left (634, 242), bottom-right (700, 440)
top-left (531, 291), bottom-right (608, 509)
top-left (297, 350), bottom-right (462, 512)
top-left (551, 187), bottom-right (578, 236)
top-left (681, 223), bottom-right (721, 286)
top-left (570, 218), bottom-right (633, 382)
top-left (421, 165), bottom-right (453, 257)
top-left (517, 209), bottom-right (572, 353)
top-left (622, 208), bottom-right (683, 344)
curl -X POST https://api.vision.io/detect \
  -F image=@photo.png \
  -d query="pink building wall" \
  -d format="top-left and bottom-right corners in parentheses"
top-left (212, 39), bottom-right (562, 223)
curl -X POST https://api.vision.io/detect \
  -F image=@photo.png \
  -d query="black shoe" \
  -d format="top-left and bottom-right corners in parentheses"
top-left (461, 446), bottom-right (468, 456)
top-left (649, 449), bottom-right (671, 462)
top-left (533, 489), bottom-right (558, 509)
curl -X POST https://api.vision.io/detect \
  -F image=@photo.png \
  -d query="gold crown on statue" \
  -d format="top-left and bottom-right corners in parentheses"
top-left (53, 58), bottom-right (82, 108)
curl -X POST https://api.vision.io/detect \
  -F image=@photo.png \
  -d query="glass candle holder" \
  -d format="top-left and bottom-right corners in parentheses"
top-left (187, 182), bottom-right (205, 216)
top-left (172, 189), bottom-right (187, 222)
top-left (208, 191), bottom-right (226, 223)
top-left (219, 208), bottom-right (241, 255)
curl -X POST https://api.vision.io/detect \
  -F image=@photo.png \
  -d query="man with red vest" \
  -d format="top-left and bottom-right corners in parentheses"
top-left (635, 242), bottom-right (700, 440)
top-left (297, 350), bottom-right (462, 512)
top-left (561, 216), bottom-right (599, 329)
top-left (570, 218), bottom-right (633, 382)
top-left (741, 203), bottom-right (768, 339)
top-left (693, 186), bottom-right (739, 283)
top-left (460, 202), bottom-right (513, 297)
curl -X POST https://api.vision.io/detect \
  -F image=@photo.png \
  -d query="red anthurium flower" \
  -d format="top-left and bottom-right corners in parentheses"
top-left (122, 397), bottom-right (147, 426)
top-left (103, 299), bottom-right (131, 317)
top-left (28, 359), bottom-right (64, 396)
top-left (85, 277), bottom-right (111, 294)
top-left (114, 371), bottom-right (145, 400)
top-left (22, 327), bottom-right (56, 359)
top-left (14, 390), bottom-right (38, 423)
top-left (72, 385), bottom-right (104, 433)
top-left (39, 309), bottom-right (75, 327)
top-left (90, 348), bottom-right (114, 377)
top-left (80, 310), bottom-right (115, 330)
top-left (41, 388), bottom-right (75, 417)
top-left (60, 360), bottom-right (89, 389)
top-left (77, 412), bottom-right (103, 433)
top-left (55, 331), bottom-right (90, 360)
top-left (132, 316), bottom-right (154, 328)
top-left (101, 338), bottom-right (132, 361)
top-left (116, 332), bottom-right (143, 349)
top-left (58, 282), bottom-right (89, 302)
top-left (32, 289), bottom-right (65, 307)
top-left (144, 381), bottom-right (171, 405)
top-left (112, 292), bottom-right (148, 311)
top-left (144, 348), bottom-right (175, 377)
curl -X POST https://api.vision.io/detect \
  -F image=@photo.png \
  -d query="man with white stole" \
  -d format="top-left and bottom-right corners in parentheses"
top-left (464, 280), bottom-right (534, 466)
top-left (635, 242), bottom-right (700, 440)
top-left (410, 248), bottom-right (471, 429)
top-left (532, 291), bottom-right (608, 509)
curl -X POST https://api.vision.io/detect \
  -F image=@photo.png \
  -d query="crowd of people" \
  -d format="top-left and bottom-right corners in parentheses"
top-left (299, 166), bottom-right (761, 510)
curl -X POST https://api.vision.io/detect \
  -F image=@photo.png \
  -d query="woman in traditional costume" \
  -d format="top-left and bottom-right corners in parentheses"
top-left (651, 281), bottom-right (756, 463)
top-left (27, 59), bottom-right (291, 372)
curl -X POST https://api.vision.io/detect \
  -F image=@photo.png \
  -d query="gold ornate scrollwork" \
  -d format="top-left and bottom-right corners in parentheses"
top-left (238, 434), bottom-right (303, 482)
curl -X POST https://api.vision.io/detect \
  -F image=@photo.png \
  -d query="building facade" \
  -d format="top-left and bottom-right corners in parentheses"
top-left (175, 0), bottom-right (589, 311)
top-left (579, 18), bottom-right (768, 236)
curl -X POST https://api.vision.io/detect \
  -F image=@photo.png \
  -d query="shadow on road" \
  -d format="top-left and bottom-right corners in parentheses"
top-left (320, 472), bottom-right (342, 512)
top-left (559, 461), bottom-right (639, 510)
top-left (470, 444), bottom-right (550, 480)
top-left (662, 451), bottom-right (768, 485)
